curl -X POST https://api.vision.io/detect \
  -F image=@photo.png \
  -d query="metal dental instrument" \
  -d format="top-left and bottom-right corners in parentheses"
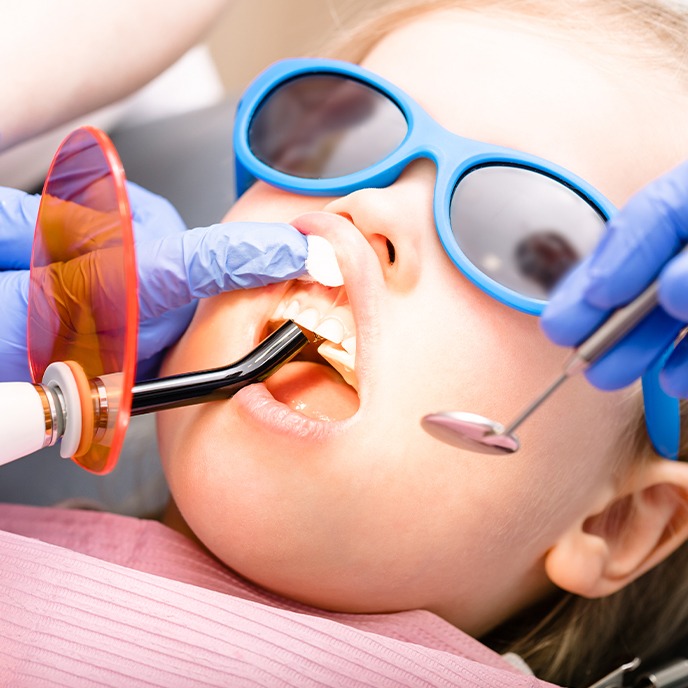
top-left (422, 267), bottom-right (671, 455)
top-left (130, 320), bottom-right (310, 415)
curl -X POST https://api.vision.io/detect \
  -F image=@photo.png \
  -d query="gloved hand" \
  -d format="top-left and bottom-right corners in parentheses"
top-left (541, 160), bottom-right (688, 397)
top-left (0, 183), bottom-right (308, 383)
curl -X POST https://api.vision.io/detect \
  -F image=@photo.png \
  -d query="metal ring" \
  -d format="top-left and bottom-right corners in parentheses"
top-left (33, 384), bottom-right (62, 448)
top-left (91, 377), bottom-right (109, 442)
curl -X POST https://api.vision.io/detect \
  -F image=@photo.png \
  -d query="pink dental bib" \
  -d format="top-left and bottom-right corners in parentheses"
top-left (0, 503), bottom-right (555, 687)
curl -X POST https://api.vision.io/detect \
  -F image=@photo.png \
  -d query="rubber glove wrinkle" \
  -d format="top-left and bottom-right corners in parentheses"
top-left (187, 222), bottom-right (308, 292)
top-left (136, 222), bottom-right (308, 321)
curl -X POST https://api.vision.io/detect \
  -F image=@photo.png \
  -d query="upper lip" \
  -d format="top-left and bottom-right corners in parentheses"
top-left (286, 211), bottom-right (385, 397)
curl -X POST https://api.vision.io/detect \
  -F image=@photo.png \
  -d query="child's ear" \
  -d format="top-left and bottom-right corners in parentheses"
top-left (545, 459), bottom-right (688, 598)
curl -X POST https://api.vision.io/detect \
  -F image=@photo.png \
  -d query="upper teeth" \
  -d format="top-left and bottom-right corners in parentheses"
top-left (269, 283), bottom-right (358, 390)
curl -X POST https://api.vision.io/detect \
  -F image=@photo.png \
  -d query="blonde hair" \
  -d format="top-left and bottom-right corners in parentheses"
top-left (321, 0), bottom-right (688, 77)
top-left (316, 1), bottom-right (688, 685)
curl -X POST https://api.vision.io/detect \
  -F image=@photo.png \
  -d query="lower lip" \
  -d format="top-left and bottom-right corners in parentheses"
top-left (232, 383), bottom-right (349, 440)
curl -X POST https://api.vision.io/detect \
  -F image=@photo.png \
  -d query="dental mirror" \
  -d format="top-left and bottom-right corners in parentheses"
top-left (422, 372), bottom-right (568, 455)
top-left (421, 412), bottom-right (520, 455)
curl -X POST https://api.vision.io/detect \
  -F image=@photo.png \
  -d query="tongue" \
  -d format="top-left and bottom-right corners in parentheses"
top-left (264, 361), bottom-right (359, 421)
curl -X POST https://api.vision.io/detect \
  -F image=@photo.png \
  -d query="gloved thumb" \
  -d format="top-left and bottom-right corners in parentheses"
top-left (136, 221), bottom-right (309, 320)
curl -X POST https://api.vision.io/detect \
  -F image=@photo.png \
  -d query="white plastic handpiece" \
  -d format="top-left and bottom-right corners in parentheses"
top-left (0, 382), bottom-right (50, 466)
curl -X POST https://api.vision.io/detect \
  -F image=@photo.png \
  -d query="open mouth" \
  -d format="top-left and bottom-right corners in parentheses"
top-left (265, 281), bottom-right (360, 421)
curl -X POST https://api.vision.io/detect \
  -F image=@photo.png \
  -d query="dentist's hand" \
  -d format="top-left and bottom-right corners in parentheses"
top-left (0, 183), bottom-right (308, 383)
top-left (541, 161), bottom-right (688, 397)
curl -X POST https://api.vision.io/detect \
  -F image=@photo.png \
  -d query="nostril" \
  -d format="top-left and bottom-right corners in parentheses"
top-left (370, 233), bottom-right (396, 269)
top-left (334, 211), bottom-right (396, 267)
top-left (385, 238), bottom-right (396, 265)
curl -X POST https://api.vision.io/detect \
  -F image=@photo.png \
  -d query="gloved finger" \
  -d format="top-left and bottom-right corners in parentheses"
top-left (584, 307), bottom-right (684, 390)
top-left (135, 354), bottom-right (165, 383)
top-left (0, 270), bottom-right (31, 382)
top-left (584, 160), bottom-right (688, 309)
top-left (0, 187), bottom-right (41, 269)
top-left (660, 334), bottom-right (688, 398)
top-left (126, 182), bottom-right (187, 243)
top-left (540, 261), bottom-right (610, 346)
top-left (137, 302), bottom-right (197, 364)
top-left (659, 249), bottom-right (688, 321)
top-left (28, 246), bottom-right (135, 345)
top-left (136, 221), bottom-right (308, 320)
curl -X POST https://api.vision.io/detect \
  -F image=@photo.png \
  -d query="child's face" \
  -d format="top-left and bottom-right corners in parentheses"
top-left (157, 10), bottom-right (688, 634)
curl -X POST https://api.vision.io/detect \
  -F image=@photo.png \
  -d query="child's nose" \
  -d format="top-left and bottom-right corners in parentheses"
top-left (321, 160), bottom-right (437, 290)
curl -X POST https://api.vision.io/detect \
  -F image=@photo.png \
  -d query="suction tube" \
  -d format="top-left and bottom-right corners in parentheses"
top-left (130, 320), bottom-right (310, 415)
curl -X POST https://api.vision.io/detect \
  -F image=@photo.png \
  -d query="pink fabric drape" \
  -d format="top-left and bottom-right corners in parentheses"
top-left (0, 504), bottom-right (556, 687)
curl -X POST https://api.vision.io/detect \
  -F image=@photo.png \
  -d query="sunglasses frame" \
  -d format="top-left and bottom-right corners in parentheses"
top-left (235, 58), bottom-right (617, 315)
top-left (233, 57), bottom-right (680, 460)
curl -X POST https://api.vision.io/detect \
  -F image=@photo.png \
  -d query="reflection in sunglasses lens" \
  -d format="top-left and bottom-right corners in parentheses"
top-left (249, 74), bottom-right (407, 179)
top-left (514, 231), bottom-right (579, 293)
top-left (450, 166), bottom-right (606, 299)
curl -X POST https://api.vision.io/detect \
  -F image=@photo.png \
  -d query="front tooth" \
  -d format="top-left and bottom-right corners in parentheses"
top-left (271, 299), bottom-right (287, 321)
top-left (318, 341), bottom-right (358, 391)
top-left (314, 317), bottom-right (345, 344)
top-left (341, 336), bottom-right (356, 355)
top-left (281, 300), bottom-right (302, 321)
top-left (293, 307), bottom-right (320, 332)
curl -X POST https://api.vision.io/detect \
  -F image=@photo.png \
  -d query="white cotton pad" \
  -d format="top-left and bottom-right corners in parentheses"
top-left (302, 235), bottom-right (344, 287)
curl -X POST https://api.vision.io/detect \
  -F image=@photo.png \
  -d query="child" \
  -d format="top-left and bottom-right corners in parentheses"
top-left (158, 0), bottom-right (688, 684)
top-left (4, 1), bottom-right (688, 686)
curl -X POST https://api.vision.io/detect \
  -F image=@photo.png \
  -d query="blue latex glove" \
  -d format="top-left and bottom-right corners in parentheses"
top-left (0, 183), bottom-right (308, 383)
top-left (541, 160), bottom-right (688, 397)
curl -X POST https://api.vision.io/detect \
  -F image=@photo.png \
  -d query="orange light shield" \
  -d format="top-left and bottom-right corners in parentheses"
top-left (28, 127), bottom-right (138, 474)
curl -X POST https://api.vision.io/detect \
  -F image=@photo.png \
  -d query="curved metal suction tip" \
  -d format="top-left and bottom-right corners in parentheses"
top-left (421, 412), bottom-right (520, 455)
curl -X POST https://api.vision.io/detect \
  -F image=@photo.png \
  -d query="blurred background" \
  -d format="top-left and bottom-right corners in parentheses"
top-left (207, 0), bottom-right (374, 95)
top-left (0, 0), bottom-right (380, 195)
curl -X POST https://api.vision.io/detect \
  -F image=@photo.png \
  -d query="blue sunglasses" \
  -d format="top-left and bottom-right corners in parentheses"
top-left (233, 57), bottom-right (680, 460)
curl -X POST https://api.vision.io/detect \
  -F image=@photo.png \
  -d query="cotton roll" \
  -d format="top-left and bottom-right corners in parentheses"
top-left (303, 235), bottom-right (344, 287)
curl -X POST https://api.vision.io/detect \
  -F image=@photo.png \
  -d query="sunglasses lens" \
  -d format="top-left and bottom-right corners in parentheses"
top-left (450, 165), bottom-right (606, 300)
top-left (248, 74), bottom-right (407, 179)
